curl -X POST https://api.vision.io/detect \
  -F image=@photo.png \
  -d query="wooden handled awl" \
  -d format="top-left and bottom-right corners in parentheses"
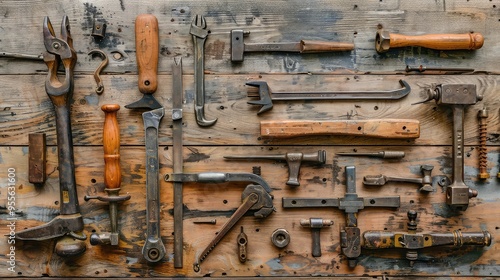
top-left (376, 29), bottom-right (484, 53)
top-left (260, 119), bottom-right (420, 139)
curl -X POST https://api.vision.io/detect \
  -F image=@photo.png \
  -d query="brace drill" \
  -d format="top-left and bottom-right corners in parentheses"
top-left (16, 16), bottom-right (87, 256)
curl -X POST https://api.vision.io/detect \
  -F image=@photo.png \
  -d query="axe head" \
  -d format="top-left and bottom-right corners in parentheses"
top-left (246, 81), bottom-right (273, 114)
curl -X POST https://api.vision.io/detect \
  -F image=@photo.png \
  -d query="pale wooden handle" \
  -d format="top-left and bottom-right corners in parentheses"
top-left (135, 14), bottom-right (159, 94)
top-left (300, 40), bottom-right (354, 52)
top-left (102, 104), bottom-right (121, 190)
top-left (260, 119), bottom-right (420, 139)
top-left (389, 33), bottom-right (484, 50)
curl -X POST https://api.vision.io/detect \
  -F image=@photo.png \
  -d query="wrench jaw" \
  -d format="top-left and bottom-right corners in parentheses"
top-left (246, 81), bottom-right (274, 115)
top-left (143, 238), bottom-right (167, 263)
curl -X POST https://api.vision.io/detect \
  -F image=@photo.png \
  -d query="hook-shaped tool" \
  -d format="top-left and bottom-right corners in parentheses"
top-left (88, 49), bottom-right (108, 94)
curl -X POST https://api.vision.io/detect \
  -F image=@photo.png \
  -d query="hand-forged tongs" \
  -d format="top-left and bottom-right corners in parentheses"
top-left (16, 16), bottom-right (86, 257)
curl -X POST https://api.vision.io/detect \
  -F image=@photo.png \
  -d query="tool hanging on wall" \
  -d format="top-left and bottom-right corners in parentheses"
top-left (413, 84), bottom-right (481, 211)
top-left (477, 108), bottom-right (489, 180)
top-left (237, 226), bottom-right (248, 263)
top-left (16, 16), bottom-right (86, 257)
top-left (88, 49), bottom-right (108, 94)
top-left (28, 133), bottom-right (46, 187)
top-left (363, 165), bottom-right (451, 192)
top-left (336, 150), bottom-right (405, 159)
top-left (0, 52), bottom-right (43, 60)
top-left (230, 29), bottom-right (354, 62)
top-left (246, 80), bottom-right (410, 114)
top-left (375, 30), bottom-right (484, 53)
top-left (260, 119), bottom-right (420, 139)
top-left (84, 104), bottom-right (130, 246)
top-left (300, 218), bottom-right (333, 257)
top-left (190, 15), bottom-right (217, 127)
top-left (224, 150), bottom-right (326, 187)
top-left (283, 166), bottom-right (400, 267)
top-left (363, 210), bottom-right (492, 266)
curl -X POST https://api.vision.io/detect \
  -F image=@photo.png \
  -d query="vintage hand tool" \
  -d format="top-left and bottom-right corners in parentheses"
top-left (171, 57), bottom-right (185, 268)
top-left (247, 80), bottom-right (410, 114)
top-left (224, 150), bottom-right (326, 187)
top-left (363, 165), bottom-right (451, 192)
top-left (16, 16), bottom-right (86, 257)
top-left (300, 218), bottom-right (333, 257)
top-left (230, 29), bottom-right (354, 62)
top-left (271, 228), bottom-right (290, 248)
top-left (190, 15), bottom-right (217, 127)
top-left (84, 104), bottom-right (131, 246)
top-left (124, 14), bottom-right (162, 110)
top-left (336, 151), bottom-right (405, 159)
top-left (405, 65), bottom-right (475, 74)
top-left (29, 133), bottom-right (46, 187)
top-left (165, 172), bottom-right (274, 271)
top-left (193, 219), bottom-right (217, 225)
top-left (0, 51), bottom-right (44, 60)
top-left (375, 30), bottom-right (484, 53)
top-left (363, 210), bottom-right (492, 266)
top-left (141, 108), bottom-right (166, 262)
top-left (260, 119), bottom-right (420, 139)
top-left (237, 226), bottom-right (248, 263)
top-left (477, 108), bottom-right (489, 180)
top-left (283, 166), bottom-right (400, 267)
top-left (88, 49), bottom-right (108, 94)
top-left (414, 84), bottom-right (480, 211)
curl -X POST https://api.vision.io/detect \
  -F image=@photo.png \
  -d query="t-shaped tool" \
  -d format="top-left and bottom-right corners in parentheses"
top-left (363, 165), bottom-right (451, 192)
top-left (413, 84), bottom-right (481, 211)
top-left (224, 150), bottom-right (326, 187)
top-left (300, 218), bottom-right (333, 257)
top-left (283, 166), bottom-right (400, 268)
top-left (230, 29), bottom-right (354, 62)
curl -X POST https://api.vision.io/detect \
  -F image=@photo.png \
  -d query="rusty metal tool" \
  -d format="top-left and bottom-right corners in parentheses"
top-left (171, 57), bottom-right (185, 268)
top-left (88, 49), bottom-right (108, 94)
top-left (405, 65), bottom-right (475, 74)
top-left (16, 16), bottom-right (86, 257)
top-left (125, 14), bottom-right (162, 110)
top-left (300, 218), bottom-right (333, 257)
top-left (271, 228), bottom-right (290, 248)
top-left (0, 52), bottom-right (44, 60)
top-left (91, 18), bottom-right (107, 39)
top-left (193, 219), bottom-right (217, 225)
top-left (363, 210), bottom-right (492, 266)
top-left (336, 151), bottom-right (405, 159)
top-left (230, 29), bottom-right (354, 62)
top-left (190, 15), bottom-right (217, 127)
top-left (237, 226), bottom-right (248, 263)
top-left (165, 172), bottom-right (274, 271)
top-left (283, 166), bottom-right (400, 268)
top-left (141, 107), bottom-right (166, 262)
top-left (477, 108), bottom-right (489, 180)
top-left (224, 150), bottom-right (326, 187)
top-left (375, 30), bottom-right (484, 53)
top-left (363, 165), bottom-right (451, 192)
top-left (247, 80), bottom-right (410, 114)
top-left (84, 104), bottom-right (131, 246)
top-left (260, 119), bottom-right (420, 139)
top-left (28, 133), bottom-right (46, 187)
top-left (413, 84), bottom-right (480, 211)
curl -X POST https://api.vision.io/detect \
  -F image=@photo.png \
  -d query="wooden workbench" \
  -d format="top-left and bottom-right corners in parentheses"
top-left (0, 0), bottom-right (499, 278)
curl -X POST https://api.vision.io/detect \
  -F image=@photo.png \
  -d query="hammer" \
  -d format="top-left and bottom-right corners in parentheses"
top-left (363, 165), bottom-right (436, 192)
top-left (375, 29), bottom-right (484, 53)
top-left (300, 218), bottom-right (333, 257)
top-left (231, 29), bottom-right (354, 62)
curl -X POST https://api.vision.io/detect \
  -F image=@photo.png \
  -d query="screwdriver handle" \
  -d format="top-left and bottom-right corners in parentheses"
top-left (102, 104), bottom-right (121, 190)
top-left (382, 32), bottom-right (484, 52)
top-left (135, 14), bottom-right (159, 94)
top-left (300, 40), bottom-right (354, 53)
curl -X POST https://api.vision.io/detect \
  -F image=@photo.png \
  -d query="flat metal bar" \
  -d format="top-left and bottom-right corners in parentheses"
top-left (244, 42), bottom-right (302, 53)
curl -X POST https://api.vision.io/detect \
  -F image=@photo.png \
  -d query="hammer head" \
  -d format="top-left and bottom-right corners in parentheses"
top-left (433, 84), bottom-right (481, 105)
top-left (375, 29), bottom-right (391, 53)
top-left (231, 29), bottom-right (246, 62)
top-left (246, 81), bottom-right (273, 114)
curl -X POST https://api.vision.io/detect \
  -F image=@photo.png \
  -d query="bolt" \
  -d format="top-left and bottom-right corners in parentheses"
top-left (52, 42), bottom-right (60, 49)
top-left (477, 108), bottom-right (489, 180)
top-left (193, 219), bottom-right (216, 225)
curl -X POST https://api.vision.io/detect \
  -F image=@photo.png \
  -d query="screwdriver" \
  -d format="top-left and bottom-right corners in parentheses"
top-left (336, 151), bottom-right (405, 159)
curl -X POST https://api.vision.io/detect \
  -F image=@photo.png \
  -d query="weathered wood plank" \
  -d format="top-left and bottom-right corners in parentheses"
top-left (0, 146), bottom-right (498, 277)
top-left (1, 74), bottom-right (499, 146)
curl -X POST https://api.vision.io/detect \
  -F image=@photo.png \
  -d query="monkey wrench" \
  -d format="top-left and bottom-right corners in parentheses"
top-left (247, 79), bottom-right (411, 114)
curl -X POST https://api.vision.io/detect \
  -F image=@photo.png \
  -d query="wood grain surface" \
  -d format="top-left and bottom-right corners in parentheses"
top-left (0, 0), bottom-right (499, 278)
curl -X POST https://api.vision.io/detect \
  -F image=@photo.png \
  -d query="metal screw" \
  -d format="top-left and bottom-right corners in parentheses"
top-left (52, 42), bottom-right (60, 49)
top-left (477, 108), bottom-right (489, 180)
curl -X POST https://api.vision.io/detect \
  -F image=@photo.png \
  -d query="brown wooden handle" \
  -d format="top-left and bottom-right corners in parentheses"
top-left (300, 40), bottom-right (354, 52)
top-left (389, 33), bottom-right (484, 51)
top-left (260, 119), bottom-right (420, 139)
top-left (135, 14), bottom-right (159, 94)
top-left (102, 104), bottom-right (121, 190)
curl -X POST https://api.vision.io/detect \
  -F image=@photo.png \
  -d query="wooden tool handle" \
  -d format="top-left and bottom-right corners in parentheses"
top-left (102, 104), bottom-right (121, 190)
top-left (300, 40), bottom-right (354, 52)
top-left (389, 32), bottom-right (484, 50)
top-left (135, 14), bottom-right (159, 94)
top-left (260, 119), bottom-right (420, 139)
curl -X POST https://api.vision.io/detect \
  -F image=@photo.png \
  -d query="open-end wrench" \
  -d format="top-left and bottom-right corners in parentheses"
top-left (142, 108), bottom-right (166, 262)
top-left (190, 15), bottom-right (217, 127)
top-left (247, 80), bottom-right (411, 114)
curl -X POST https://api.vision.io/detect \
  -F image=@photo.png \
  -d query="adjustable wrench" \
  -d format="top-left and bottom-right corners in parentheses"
top-left (190, 15), bottom-right (217, 127)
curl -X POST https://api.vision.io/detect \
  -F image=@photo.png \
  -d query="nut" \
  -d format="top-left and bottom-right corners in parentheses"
top-left (271, 228), bottom-right (290, 248)
top-left (375, 30), bottom-right (391, 53)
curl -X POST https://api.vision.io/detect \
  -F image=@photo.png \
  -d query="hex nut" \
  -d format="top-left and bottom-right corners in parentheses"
top-left (375, 30), bottom-right (391, 53)
top-left (271, 228), bottom-right (290, 248)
